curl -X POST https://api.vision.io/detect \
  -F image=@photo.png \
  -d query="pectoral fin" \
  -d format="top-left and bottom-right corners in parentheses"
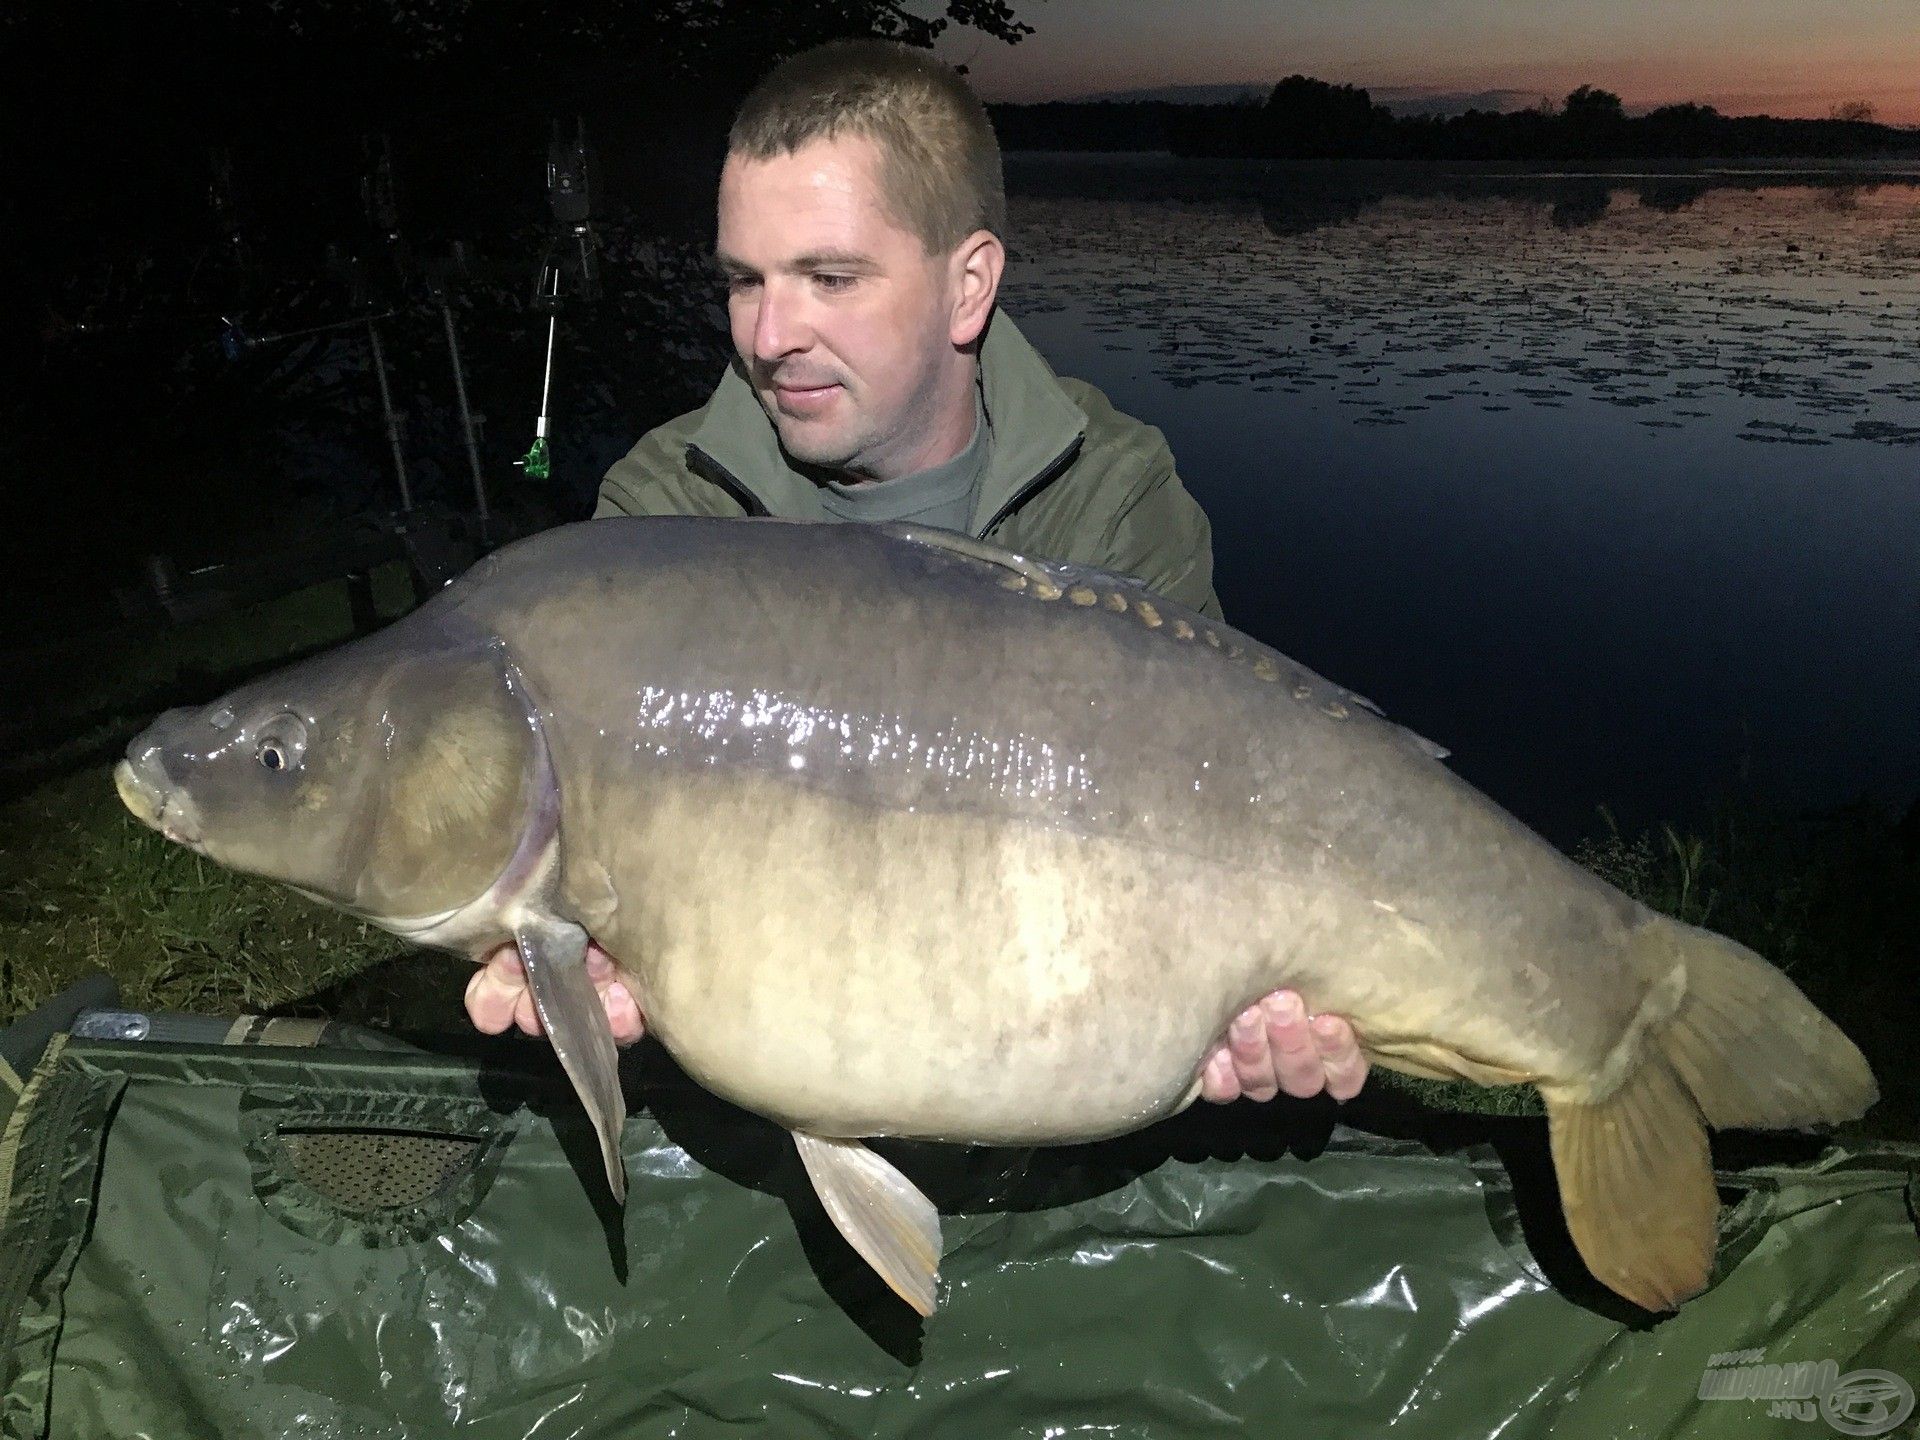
top-left (515, 917), bottom-right (627, 1203)
top-left (793, 1131), bottom-right (943, 1316)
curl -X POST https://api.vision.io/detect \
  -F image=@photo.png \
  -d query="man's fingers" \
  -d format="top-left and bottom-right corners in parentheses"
top-left (1227, 1003), bottom-right (1281, 1102)
top-left (587, 942), bottom-right (645, 1044)
top-left (463, 967), bottom-right (511, 1034)
top-left (513, 985), bottom-right (544, 1037)
top-left (468, 936), bottom-right (644, 1044)
top-left (465, 958), bottom-right (525, 1035)
top-left (1313, 1014), bottom-right (1369, 1102)
top-left (488, 946), bottom-right (526, 982)
top-left (1198, 1046), bottom-right (1240, 1103)
top-left (1265, 991), bottom-right (1335, 1101)
top-left (605, 982), bottom-right (645, 1045)
top-left (1198, 992), bottom-right (1367, 1106)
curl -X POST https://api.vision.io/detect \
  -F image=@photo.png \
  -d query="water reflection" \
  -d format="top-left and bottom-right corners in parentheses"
top-left (1636, 178), bottom-right (1710, 213)
top-left (1000, 155), bottom-right (1920, 840)
top-left (1257, 180), bottom-right (1382, 236)
top-left (1008, 158), bottom-right (1920, 444)
top-left (1548, 181), bottom-right (1612, 229)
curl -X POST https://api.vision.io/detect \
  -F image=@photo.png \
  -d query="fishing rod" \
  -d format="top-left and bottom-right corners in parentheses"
top-left (517, 117), bottom-right (601, 483)
top-left (206, 147), bottom-right (256, 310)
top-left (347, 136), bottom-right (493, 528)
top-left (219, 309), bottom-right (400, 357)
top-left (350, 135), bottom-right (412, 514)
top-left (425, 244), bottom-right (493, 538)
top-left (213, 137), bottom-right (417, 514)
top-left (40, 148), bottom-right (265, 347)
top-left (217, 135), bottom-right (495, 530)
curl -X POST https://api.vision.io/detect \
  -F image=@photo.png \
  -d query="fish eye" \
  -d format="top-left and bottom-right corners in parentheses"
top-left (254, 714), bottom-right (309, 773)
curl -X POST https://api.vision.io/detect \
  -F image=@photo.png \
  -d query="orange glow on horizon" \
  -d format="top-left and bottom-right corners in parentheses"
top-left (941, 3), bottom-right (1920, 129)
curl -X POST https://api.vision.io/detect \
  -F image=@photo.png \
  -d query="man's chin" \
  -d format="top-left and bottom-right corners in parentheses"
top-left (772, 420), bottom-right (860, 470)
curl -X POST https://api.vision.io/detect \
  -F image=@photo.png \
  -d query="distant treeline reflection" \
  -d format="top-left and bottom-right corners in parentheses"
top-left (992, 78), bottom-right (1919, 162)
top-left (1007, 157), bottom-right (1902, 235)
top-left (1257, 171), bottom-right (1898, 234)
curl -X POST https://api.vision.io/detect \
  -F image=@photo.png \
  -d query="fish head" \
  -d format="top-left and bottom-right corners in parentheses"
top-left (115, 629), bottom-right (536, 925)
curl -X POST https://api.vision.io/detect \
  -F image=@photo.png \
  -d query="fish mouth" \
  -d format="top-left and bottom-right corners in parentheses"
top-left (114, 757), bottom-right (204, 849)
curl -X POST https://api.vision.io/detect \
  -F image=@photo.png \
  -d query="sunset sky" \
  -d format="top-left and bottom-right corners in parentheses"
top-left (933, 0), bottom-right (1920, 126)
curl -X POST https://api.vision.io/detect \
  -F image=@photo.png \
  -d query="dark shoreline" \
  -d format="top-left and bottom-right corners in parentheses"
top-left (1006, 151), bottom-right (1920, 180)
top-left (988, 87), bottom-right (1920, 167)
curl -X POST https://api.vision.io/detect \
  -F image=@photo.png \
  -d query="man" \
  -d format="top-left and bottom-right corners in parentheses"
top-left (467, 39), bottom-right (1367, 1109)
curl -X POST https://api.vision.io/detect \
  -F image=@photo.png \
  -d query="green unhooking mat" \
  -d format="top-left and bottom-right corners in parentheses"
top-left (1, 1033), bottom-right (1915, 1438)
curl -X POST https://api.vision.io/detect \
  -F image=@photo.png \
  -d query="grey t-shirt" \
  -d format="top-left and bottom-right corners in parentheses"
top-left (816, 392), bottom-right (989, 532)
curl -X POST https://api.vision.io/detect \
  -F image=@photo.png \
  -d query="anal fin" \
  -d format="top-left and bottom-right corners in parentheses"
top-left (1540, 919), bottom-right (1877, 1312)
top-left (1544, 1057), bottom-right (1717, 1311)
top-left (793, 1131), bottom-right (943, 1316)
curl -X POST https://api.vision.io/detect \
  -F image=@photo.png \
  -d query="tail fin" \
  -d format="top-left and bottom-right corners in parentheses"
top-left (1544, 922), bottom-right (1877, 1311)
top-left (1655, 925), bottom-right (1877, 1129)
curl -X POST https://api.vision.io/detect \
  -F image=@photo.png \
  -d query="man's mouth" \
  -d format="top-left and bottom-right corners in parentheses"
top-left (770, 379), bottom-right (841, 415)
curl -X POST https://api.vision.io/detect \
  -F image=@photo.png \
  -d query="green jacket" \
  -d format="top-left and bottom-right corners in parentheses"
top-left (593, 312), bottom-right (1223, 618)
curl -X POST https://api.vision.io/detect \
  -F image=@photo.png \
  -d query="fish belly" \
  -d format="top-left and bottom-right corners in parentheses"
top-left (577, 774), bottom-right (1300, 1143)
top-left (573, 762), bottom-right (1658, 1144)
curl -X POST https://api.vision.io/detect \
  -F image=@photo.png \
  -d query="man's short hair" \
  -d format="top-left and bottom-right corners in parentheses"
top-left (729, 39), bottom-right (1005, 253)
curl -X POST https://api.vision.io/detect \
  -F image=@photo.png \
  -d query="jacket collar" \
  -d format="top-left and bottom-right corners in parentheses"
top-left (685, 310), bottom-right (1087, 534)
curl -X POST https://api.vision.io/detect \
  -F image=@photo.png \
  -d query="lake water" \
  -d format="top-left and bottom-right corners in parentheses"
top-left (998, 154), bottom-right (1920, 843)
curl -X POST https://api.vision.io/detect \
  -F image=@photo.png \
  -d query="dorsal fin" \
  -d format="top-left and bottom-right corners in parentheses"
top-left (879, 523), bottom-right (1451, 762)
top-left (880, 522), bottom-right (1058, 588)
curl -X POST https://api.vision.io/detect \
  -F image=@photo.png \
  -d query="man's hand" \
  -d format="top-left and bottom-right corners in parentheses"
top-left (467, 945), bottom-right (1365, 1106)
top-left (465, 940), bottom-right (644, 1043)
top-left (1199, 990), bottom-right (1368, 1104)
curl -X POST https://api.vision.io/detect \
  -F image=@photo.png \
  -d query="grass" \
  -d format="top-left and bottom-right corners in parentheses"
top-left (3, 583), bottom-right (1913, 1141)
top-left (5, 766), bottom-right (385, 1012)
top-left (1, 565), bottom-right (476, 1035)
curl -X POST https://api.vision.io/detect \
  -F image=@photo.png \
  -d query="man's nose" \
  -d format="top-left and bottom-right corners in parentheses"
top-left (750, 284), bottom-right (807, 362)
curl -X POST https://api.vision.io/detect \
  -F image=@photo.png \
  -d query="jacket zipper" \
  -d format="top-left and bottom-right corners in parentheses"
top-left (978, 435), bottom-right (1084, 538)
top-left (685, 446), bottom-right (771, 517)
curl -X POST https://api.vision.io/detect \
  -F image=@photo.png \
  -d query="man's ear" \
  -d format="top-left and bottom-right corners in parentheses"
top-left (948, 229), bottom-right (1005, 349)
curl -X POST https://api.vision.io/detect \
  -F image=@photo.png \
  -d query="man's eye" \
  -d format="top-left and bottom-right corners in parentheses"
top-left (813, 273), bottom-right (856, 292)
top-left (725, 275), bottom-right (759, 293)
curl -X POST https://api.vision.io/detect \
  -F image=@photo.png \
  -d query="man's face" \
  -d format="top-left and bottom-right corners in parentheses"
top-left (716, 134), bottom-right (964, 480)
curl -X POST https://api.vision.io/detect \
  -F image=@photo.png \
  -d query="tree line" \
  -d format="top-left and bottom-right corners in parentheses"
top-left (990, 77), bottom-right (1916, 161)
